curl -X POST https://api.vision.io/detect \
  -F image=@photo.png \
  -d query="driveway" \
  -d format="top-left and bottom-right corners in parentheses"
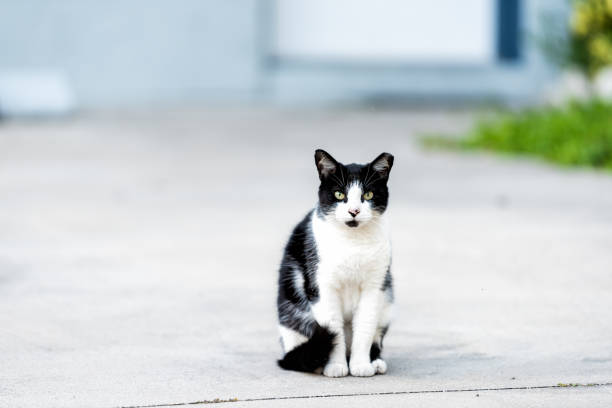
top-left (1, 108), bottom-right (611, 407)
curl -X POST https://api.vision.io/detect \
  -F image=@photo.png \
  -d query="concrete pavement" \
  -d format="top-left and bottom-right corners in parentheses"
top-left (1, 107), bottom-right (612, 407)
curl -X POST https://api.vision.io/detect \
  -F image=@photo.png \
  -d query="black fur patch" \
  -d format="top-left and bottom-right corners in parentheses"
top-left (369, 343), bottom-right (381, 361)
top-left (370, 325), bottom-right (389, 362)
top-left (381, 266), bottom-right (394, 302)
top-left (277, 211), bottom-right (319, 337)
top-left (277, 324), bottom-right (335, 372)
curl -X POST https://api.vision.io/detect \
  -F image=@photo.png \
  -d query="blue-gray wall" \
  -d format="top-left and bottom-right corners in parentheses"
top-left (0, 0), bottom-right (564, 108)
top-left (0, 0), bottom-right (261, 107)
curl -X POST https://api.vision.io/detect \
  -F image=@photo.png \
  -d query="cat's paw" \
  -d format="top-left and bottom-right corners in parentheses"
top-left (349, 360), bottom-right (375, 377)
top-left (371, 358), bottom-right (387, 374)
top-left (323, 362), bottom-right (349, 377)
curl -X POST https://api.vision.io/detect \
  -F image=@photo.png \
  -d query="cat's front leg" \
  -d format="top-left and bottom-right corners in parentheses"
top-left (349, 288), bottom-right (383, 377)
top-left (312, 287), bottom-right (348, 377)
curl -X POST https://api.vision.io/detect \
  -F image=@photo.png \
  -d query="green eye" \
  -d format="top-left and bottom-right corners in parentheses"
top-left (363, 191), bottom-right (374, 200)
top-left (334, 191), bottom-right (345, 200)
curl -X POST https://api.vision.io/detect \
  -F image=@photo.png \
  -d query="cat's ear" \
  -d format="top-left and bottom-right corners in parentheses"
top-left (369, 152), bottom-right (394, 179)
top-left (314, 149), bottom-right (339, 180)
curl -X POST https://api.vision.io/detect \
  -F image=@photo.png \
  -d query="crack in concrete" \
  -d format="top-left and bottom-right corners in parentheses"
top-left (118, 381), bottom-right (612, 407)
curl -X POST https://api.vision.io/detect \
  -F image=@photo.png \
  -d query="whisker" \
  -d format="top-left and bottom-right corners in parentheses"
top-left (364, 164), bottom-right (373, 186)
top-left (330, 173), bottom-right (344, 186)
top-left (365, 174), bottom-right (385, 189)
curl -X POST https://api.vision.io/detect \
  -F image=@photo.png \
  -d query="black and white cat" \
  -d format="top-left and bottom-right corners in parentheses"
top-left (277, 149), bottom-right (394, 377)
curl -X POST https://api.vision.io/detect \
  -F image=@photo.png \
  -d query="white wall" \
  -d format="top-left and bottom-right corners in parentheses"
top-left (274, 0), bottom-right (495, 64)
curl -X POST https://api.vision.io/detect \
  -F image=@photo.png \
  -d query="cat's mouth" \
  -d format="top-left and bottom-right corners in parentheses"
top-left (345, 220), bottom-right (359, 228)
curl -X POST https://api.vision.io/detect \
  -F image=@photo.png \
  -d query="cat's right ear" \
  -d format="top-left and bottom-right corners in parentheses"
top-left (314, 149), bottom-right (338, 180)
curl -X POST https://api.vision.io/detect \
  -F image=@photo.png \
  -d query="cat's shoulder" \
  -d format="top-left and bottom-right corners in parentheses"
top-left (283, 210), bottom-right (316, 255)
top-left (290, 209), bottom-right (315, 237)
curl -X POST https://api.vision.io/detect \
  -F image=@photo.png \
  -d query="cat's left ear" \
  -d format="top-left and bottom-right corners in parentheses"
top-left (369, 152), bottom-right (394, 179)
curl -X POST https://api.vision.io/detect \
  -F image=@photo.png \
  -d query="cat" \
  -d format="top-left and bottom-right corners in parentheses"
top-left (277, 149), bottom-right (394, 377)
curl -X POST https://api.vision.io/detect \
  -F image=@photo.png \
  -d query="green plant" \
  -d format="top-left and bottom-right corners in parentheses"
top-left (541, 0), bottom-right (612, 79)
top-left (571, 0), bottom-right (612, 78)
top-left (424, 100), bottom-right (612, 169)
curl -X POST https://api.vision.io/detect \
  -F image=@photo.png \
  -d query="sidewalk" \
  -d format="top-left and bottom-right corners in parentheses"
top-left (1, 108), bottom-right (611, 407)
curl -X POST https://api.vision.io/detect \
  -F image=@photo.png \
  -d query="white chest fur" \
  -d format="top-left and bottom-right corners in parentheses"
top-left (311, 212), bottom-right (391, 317)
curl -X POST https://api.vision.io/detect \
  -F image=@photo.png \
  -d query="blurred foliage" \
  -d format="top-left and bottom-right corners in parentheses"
top-left (541, 0), bottom-right (612, 79)
top-left (423, 100), bottom-right (612, 169)
top-left (423, 2), bottom-right (612, 170)
top-left (571, 0), bottom-right (612, 78)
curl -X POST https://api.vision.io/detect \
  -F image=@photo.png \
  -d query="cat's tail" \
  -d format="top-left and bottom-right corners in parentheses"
top-left (277, 324), bottom-right (335, 372)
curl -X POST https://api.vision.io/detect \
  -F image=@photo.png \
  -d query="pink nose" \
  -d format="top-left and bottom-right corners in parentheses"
top-left (348, 208), bottom-right (360, 217)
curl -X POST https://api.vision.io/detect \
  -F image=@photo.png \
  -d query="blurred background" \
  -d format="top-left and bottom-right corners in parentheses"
top-left (2, 1), bottom-right (612, 407)
top-left (0, 0), bottom-right (565, 112)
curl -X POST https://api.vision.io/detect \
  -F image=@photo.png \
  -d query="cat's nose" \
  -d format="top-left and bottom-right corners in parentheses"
top-left (348, 208), bottom-right (360, 217)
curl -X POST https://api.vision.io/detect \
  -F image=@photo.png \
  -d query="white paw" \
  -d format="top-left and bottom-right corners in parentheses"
top-left (349, 360), bottom-right (376, 377)
top-left (323, 362), bottom-right (349, 377)
top-left (371, 358), bottom-right (387, 374)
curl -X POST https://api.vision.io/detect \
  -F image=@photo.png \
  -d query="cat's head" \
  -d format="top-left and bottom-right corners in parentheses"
top-left (314, 149), bottom-right (394, 228)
